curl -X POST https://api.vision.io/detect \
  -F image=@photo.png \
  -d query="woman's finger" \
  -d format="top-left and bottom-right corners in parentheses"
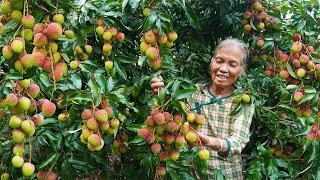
top-left (151, 82), bottom-right (164, 89)
top-left (151, 78), bottom-right (161, 83)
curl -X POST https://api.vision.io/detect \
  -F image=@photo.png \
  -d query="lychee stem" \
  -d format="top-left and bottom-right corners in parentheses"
top-left (29, 135), bottom-right (32, 162)
top-left (49, 48), bottom-right (57, 99)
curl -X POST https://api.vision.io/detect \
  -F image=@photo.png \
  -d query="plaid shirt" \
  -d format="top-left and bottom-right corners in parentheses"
top-left (189, 84), bottom-right (255, 180)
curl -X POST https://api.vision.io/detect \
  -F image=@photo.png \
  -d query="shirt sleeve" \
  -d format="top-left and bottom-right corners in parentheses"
top-left (225, 102), bottom-right (255, 155)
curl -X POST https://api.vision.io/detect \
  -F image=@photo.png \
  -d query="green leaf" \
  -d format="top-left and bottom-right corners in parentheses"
top-left (38, 153), bottom-right (59, 169)
top-left (88, 78), bottom-right (101, 106)
top-left (298, 94), bottom-right (315, 105)
top-left (106, 77), bottom-right (114, 92)
top-left (173, 88), bottom-right (196, 100)
top-left (286, 84), bottom-right (298, 90)
top-left (179, 0), bottom-right (200, 30)
top-left (286, 63), bottom-right (298, 79)
top-left (143, 13), bottom-right (157, 31)
top-left (96, 73), bottom-right (107, 93)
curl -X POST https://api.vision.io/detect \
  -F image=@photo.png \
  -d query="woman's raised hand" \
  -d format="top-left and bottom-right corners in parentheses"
top-left (150, 77), bottom-right (164, 95)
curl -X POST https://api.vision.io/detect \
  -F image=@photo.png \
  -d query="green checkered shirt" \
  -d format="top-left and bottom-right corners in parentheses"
top-left (189, 84), bottom-right (255, 180)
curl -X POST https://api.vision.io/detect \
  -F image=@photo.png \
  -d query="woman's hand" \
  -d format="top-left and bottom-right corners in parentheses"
top-left (150, 77), bottom-right (164, 95)
top-left (196, 131), bottom-right (211, 146)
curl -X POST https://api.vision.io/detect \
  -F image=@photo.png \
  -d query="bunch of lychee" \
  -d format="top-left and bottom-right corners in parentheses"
top-left (137, 108), bottom-right (209, 163)
top-left (277, 34), bottom-right (317, 82)
top-left (242, 1), bottom-right (277, 34)
top-left (267, 144), bottom-right (293, 158)
top-left (139, 29), bottom-right (178, 70)
top-left (95, 20), bottom-right (125, 55)
top-left (0, 0), bottom-right (25, 25)
top-left (232, 93), bottom-right (251, 104)
top-left (112, 132), bottom-right (129, 154)
top-left (291, 87), bottom-right (313, 118)
top-left (79, 100), bottom-right (120, 151)
top-left (69, 44), bottom-right (93, 70)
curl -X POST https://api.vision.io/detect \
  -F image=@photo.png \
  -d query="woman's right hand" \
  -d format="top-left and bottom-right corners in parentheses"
top-left (150, 77), bottom-right (164, 95)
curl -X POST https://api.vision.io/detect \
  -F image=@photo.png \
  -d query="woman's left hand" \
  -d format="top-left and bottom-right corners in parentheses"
top-left (196, 131), bottom-right (210, 146)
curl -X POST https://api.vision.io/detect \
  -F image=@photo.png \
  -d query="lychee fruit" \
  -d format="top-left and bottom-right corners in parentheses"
top-left (10, 10), bottom-right (22, 22)
top-left (21, 119), bottom-right (35, 136)
top-left (151, 143), bottom-right (161, 153)
top-left (167, 32), bottom-right (178, 42)
top-left (2, 45), bottom-right (13, 59)
top-left (18, 96), bottom-right (31, 111)
top-left (11, 38), bottom-right (24, 53)
top-left (86, 118), bottom-right (99, 131)
top-left (53, 13), bottom-right (64, 24)
top-left (9, 115), bottom-right (22, 128)
top-left (116, 32), bottom-right (125, 41)
top-left (84, 45), bottom-right (92, 54)
top-left (41, 101), bottom-right (56, 117)
top-left (65, 30), bottom-right (74, 39)
top-left (185, 131), bottom-right (198, 143)
top-left (195, 114), bottom-right (205, 125)
top-left (81, 109), bottom-right (93, 120)
top-left (153, 112), bottom-right (165, 125)
top-left (34, 33), bottom-right (48, 48)
top-left (31, 114), bottom-right (43, 126)
top-left (198, 149), bottom-right (209, 160)
top-left (44, 22), bottom-right (62, 40)
top-left (22, 162), bottom-right (35, 177)
top-left (12, 129), bottom-right (25, 143)
top-left (110, 118), bottom-right (120, 128)
top-left (21, 15), bottom-right (35, 29)
top-left (144, 30), bottom-right (156, 45)
top-left (34, 23), bottom-right (45, 33)
top-left (12, 155), bottom-right (24, 168)
top-left (87, 134), bottom-right (101, 147)
top-left (94, 109), bottom-right (108, 122)
top-left (166, 121), bottom-right (177, 133)
top-left (21, 28), bottom-right (34, 41)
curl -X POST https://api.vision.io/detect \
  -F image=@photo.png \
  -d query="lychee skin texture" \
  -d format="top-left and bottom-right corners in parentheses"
top-left (186, 131), bottom-right (198, 143)
top-left (44, 22), bottom-right (63, 40)
top-left (2, 45), bottom-right (13, 59)
top-left (145, 47), bottom-right (158, 60)
top-left (65, 30), bottom-right (74, 39)
top-left (153, 113), bottom-right (165, 125)
top-left (20, 54), bottom-right (34, 69)
top-left (144, 30), bottom-right (156, 44)
top-left (167, 32), bottom-right (178, 42)
top-left (87, 134), bottom-right (101, 147)
top-left (21, 120), bottom-right (35, 136)
top-left (12, 155), bottom-right (24, 168)
top-left (18, 97), bottom-right (31, 111)
top-left (22, 162), bottom-right (35, 177)
top-left (198, 149), bottom-right (210, 160)
top-left (21, 29), bottom-right (34, 41)
top-left (11, 38), bottom-right (24, 53)
top-left (105, 60), bottom-right (113, 71)
top-left (41, 101), bottom-right (56, 117)
top-left (6, 93), bottom-right (19, 107)
top-left (9, 115), bottom-right (22, 128)
top-left (12, 130), bottom-right (25, 143)
top-left (151, 143), bottom-right (161, 153)
top-left (34, 33), bottom-right (48, 48)
top-left (27, 83), bottom-right (40, 98)
top-left (34, 23), bottom-right (45, 33)
top-left (21, 15), bottom-right (35, 29)
top-left (110, 119), bottom-right (120, 128)
top-left (81, 109), bottom-right (93, 120)
top-left (94, 109), bottom-right (108, 122)
top-left (53, 14), bottom-right (64, 24)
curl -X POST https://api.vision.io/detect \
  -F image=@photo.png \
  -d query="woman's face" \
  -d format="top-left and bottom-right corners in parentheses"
top-left (210, 44), bottom-right (244, 89)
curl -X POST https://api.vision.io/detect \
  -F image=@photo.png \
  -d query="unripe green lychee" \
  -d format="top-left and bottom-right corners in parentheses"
top-left (34, 33), bottom-right (48, 48)
top-left (140, 42), bottom-right (150, 54)
top-left (12, 129), bottom-right (25, 143)
top-left (58, 112), bottom-right (68, 123)
top-left (87, 134), bottom-right (101, 147)
top-left (103, 31), bottom-right (112, 41)
top-left (165, 41), bottom-right (174, 48)
top-left (0, 1), bottom-right (11, 15)
top-left (296, 68), bottom-right (306, 78)
top-left (11, 38), bottom-right (24, 53)
top-left (53, 13), bottom-right (64, 24)
top-left (13, 144), bottom-right (24, 156)
top-left (103, 43), bottom-right (112, 56)
top-left (21, 15), bottom-right (35, 29)
top-left (9, 115), bottom-right (22, 128)
top-left (18, 96), bottom-right (31, 111)
top-left (143, 8), bottom-right (151, 17)
top-left (11, 0), bottom-right (23, 10)
top-left (187, 112), bottom-right (195, 123)
top-left (70, 60), bottom-right (79, 70)
top-left (95, 109), bottom-right (108, 122)
top-left (105, 60), bottom-right (113, 71)
top-left (241, 94), bottom-right (251, 103)
top-left (195, 114), bottom-right (205, 125)
top-left (110, 118), bottom-right (120, 129)
top-left (28, 99), bottom-right (37, 113)
top-left (198, 149), bottom-right (209, 160)
top-left (49, 42), bottom-right (58, 53)
top-left (22, 162), bottom-right (35, 177)
top-left (17, 79), bottom-right (31, 89)
top-left (84, 45), bottom-right (93, 54)
top-left (0, 172), bottom-right (9, 180)
top-left (41, 101), bottom-right (56, 117)
top-left (10, 10), bottom-right (22, 22)
top-left (2, 45), bottom-right (13, 59)
top-left (21, 28), bottom-right (33, 41)
top-left (95, 26), bottom-right (104, 35)
top-left (15, 60), bottom-right (24, 73)
top-left (53, 52), bottom-right (61, 64)
top-left (21, 119), bottom-right (35, 136)
top-left (145, 47), bottom-right (158, 60)
top-left (12, 155), bottom-right (24, 168)
top-left (6, 93), bottom-right (19, 107)
top-left (185, 131), bottom-right (197, 143)
top-left (65, 30), bottom-right (74, 39)
top-left (167, 32), bottom-right (178, 42)
top-left (75, 45), bottom-right (83, 55)
top-left (44, 22), bottom-right (62, 40)
top-left (20, 54), bottom-right (34, 69)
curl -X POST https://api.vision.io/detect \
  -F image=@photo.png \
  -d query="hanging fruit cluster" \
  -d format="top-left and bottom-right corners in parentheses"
top-left (139, 29), bottom-right (178, 70)
top-left (111, 132), bottom-right (129, 154)
top-left (137, 107), bottom-right (208, 176)
top-left (2, 79), bottom-right (57, 177)
top-left (79, 99), bottom-right (121, 151)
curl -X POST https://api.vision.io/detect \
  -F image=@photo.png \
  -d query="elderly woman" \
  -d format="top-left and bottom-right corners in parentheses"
top-left (151, 38), bottom-right (255, 179)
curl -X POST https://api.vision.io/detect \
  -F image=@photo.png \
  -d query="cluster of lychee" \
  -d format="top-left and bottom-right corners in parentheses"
top-left (291, 88), bottom-right (313, 118)
top-left (111, 132), bottom-right (129, 154)
top-left (267, 144), bottom-right (293, 158)
top-left (243, 1), bottom-right (278, 34)
top-left (36, 170), bottom-right (58, 180)
top-left (79, 100), bottom-right (120, 151)
top-left (232, 93), bottom-right (251, 104)
top-left (139, 29), bottom-right (178, 70)
top-left (2, 80), bottom-right (55, 177)
top-left (137, 108), bottom-right (209, 176)
top-left (1, 12), bottom-right (69, 82)
top-left (0, 0), bottom-right (25, 33)
top-left (69, 44), bottom-right (93, 70)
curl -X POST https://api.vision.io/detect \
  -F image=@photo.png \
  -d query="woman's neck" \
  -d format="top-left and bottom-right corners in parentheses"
top-left (210, 84), bottom-right (235, 98)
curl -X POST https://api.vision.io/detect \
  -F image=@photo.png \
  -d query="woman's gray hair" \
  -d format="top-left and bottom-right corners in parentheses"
top-left (212, 38), bottom-right (249, 70)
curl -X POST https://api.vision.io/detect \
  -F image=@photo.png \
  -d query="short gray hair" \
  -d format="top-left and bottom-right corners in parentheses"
top-left (212, 38), bottom-right (249, 70)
